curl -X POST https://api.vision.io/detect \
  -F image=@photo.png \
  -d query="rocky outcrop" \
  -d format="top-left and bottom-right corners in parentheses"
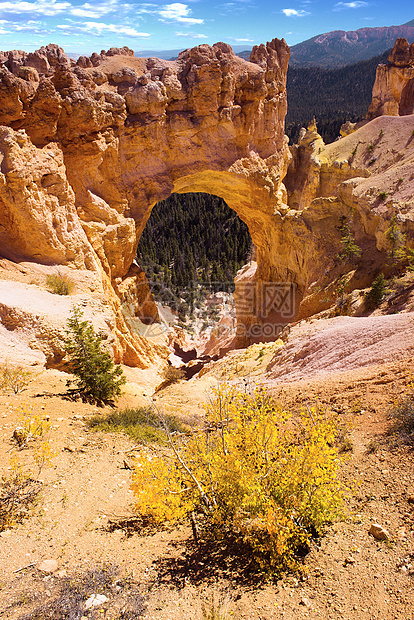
top-left (0, 39), bottom-right (292, 364)
top-left (283, 112), bottom-right (414, 320)
top-left (1, 36), bottom-right (413, 365)
top-left (367, 38), bottom-right (414, 118)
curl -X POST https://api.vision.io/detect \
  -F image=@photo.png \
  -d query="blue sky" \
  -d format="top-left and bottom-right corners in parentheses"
top-left (0, 0), bottom-right (412, 54)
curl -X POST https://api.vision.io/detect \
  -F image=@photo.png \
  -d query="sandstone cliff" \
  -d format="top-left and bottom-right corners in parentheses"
top-left (367, 37), bottom-right (414, 118)
top-left (0, 40), bottom-right (292, 364)
top-left (1, 38), bottom-right (414, 367)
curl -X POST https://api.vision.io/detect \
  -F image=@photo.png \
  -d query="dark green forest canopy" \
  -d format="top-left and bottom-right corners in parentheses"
top-left (136, 50), bottom-right (391, 316)
top-left (285, 49), bottom-right (390, 144)
top-left (136, 193), bottom-right (251, 315)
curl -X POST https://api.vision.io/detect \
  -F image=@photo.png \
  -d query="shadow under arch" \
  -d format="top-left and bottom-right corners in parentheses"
top-left (135, 167), bottom-right (304, 348)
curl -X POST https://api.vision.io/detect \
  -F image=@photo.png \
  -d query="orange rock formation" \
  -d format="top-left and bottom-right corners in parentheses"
top-left (367, 37), bottom-right (414, 118)
top-left (0, 41), bottom-right (292, 363)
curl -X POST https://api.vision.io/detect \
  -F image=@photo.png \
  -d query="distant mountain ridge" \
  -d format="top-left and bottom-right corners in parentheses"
top-left (237, 19), bottom-right (414, 68)
top-left (288, 20), bottom-right (414, 68)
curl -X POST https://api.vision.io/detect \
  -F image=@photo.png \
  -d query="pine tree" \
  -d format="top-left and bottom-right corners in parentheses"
top-left (64, 307), bottom-right (126, 405)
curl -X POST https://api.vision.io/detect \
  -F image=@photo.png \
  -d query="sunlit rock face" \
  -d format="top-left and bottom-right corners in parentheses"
top-left (2, 38), bottom-right (413, 364)
top-left (367, 37), bottom-right (414, 118)
top-left (0, 41), bottom-right (293, 363)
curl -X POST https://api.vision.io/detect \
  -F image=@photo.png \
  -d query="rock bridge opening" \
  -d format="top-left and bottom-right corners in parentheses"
top-left (0, 38), bottom-right (306, 367)
top-left (134, 191), bottom-right (253, 358)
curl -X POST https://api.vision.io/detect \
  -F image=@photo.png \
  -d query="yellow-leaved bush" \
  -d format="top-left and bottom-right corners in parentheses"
top-left (131, 385), bottom-right (346, 572)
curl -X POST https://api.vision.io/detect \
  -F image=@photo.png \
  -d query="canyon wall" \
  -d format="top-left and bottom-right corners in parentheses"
top-left (0, 41), bottom-right (292, 362)
top-left (1, 38), bottom-right (414, 366)
top-left (367, 37), bottom-right (414, 118)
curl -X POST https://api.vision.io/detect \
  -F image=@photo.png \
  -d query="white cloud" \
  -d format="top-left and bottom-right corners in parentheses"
top-left (70, 1), bottom-right (119, 18)
top-left (0, 26), bottom-right (9, 33)
top-left (334, 1), bottom-right (369, 8)
top-left (0, 0), bottom-right (70, 16)
top-left (234, 37), bottom-right (253, 42)
top-left (282, 8), bottom-right (310, 17)
top-left (175, 30), bottom-right (207, 38)
top-left (159, 3), bottom-right (203, 24)
top-left (57, 21), bottom-right (151, 37)
top-left (83, 22), bottom-right (150, 37)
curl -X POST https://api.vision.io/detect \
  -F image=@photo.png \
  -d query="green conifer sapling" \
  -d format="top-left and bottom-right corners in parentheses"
top-left (64, 307), bottom-right (126, 405)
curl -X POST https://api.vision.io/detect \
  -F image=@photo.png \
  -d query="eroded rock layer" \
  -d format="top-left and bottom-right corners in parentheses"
top-left (1, 39), bottom-right (414, 366)
top-left (0, 41), bottom-right (292, 363)
top-left (368, 37), bottom-right (414, 118)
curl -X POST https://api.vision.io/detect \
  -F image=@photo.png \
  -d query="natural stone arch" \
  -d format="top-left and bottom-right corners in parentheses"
top-left (0, 39), bottom-right (329, 363)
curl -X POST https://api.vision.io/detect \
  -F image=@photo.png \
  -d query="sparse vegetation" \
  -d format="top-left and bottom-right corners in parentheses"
top-left (366, 273), bottom-right (387, 308)
top-left (15, 564), bottom-right (146, 620)
top-left (1, 405), bottom-right (54, 532)
top-left (162, 365), bottom-right (185, 385)
top-left (46, 271), bottom-right (74, 296)
top-left (87, 406), bottom-right (187, 444)
top-left (0, 457), bottom-right (42, 533)
top-left (202, 594), bottom-right (234, 620)
top-left (336, 215), bottom-right (361, 263)
top-left (64, 307), bottom-right (126, 406)
top-left (378, 191), bottom-right (388, 201)
top-left (131, 385), bottom-right (346, 574)
top-left (365, 439), bottom-right (380, 454)
top-left (0, 363), bottom-right (32, 394)
top-left (388, 384), bottom-right (414, 444)
top-left (385, 215), bottom-right (406, 265)
top-left (154, 365), bottom-right (186, 393)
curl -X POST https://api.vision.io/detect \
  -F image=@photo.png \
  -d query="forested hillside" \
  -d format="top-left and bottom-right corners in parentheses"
top-left (136, 50), bottom-right (391, 316)
top-left (136, 193), bottom-right (251, 316)
top-left (285, 49), bottom-right (390, 143)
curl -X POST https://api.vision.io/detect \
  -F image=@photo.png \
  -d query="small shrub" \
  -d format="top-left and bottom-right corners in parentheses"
top-left (256, 348), bottom-right (265, 360)
top-left (378, 191), bottom-right (388, 201)
top-left (366, 273), bottom-right (386, 308)
top-left (0, 363), bottom-right (31, 394)
top-left (163, 365), bottom-right (185, 384)
top-left (0, 458), bottom-right (42, 532)
top-left (1, 405), bottom-right (54, 531)
top-left (338, 435), bottom-right (353, 453)
top-left (386, 215), bottom-right (407, 265)
top-left (46, 271), bottom-right (74, 295)
top-left (64, 307), bottom-right (126, 405)
top-left (131, 385), bottom-right (346, 574)
top-left (87, 406), bottom-right (187, 444)
top-left (367, 143), bottom-right (374, 153)
top-left (365, 439), bottom-right (379, 454)
top-left (336, 216), bottom-right (361, 263)
top-left (202, 594), bottom-right (234, 620)
top-left (155, 365), bottom-right (185, 392)
top-left (388, 385), bottom-right (414, 444)
top-left (15, 564), bottom-right (146, 620)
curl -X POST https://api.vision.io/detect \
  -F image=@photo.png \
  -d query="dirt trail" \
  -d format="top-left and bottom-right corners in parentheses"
top-left (0, 354), bottom-right (413, 619)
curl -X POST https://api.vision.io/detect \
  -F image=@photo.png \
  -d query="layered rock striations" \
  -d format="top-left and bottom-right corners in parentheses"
top-left (367, 37), bottom-right (414, 118)
top-left (0, 40), bottom-right (292, 362)
top-left (1, 38), bottom-right (414, 366)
